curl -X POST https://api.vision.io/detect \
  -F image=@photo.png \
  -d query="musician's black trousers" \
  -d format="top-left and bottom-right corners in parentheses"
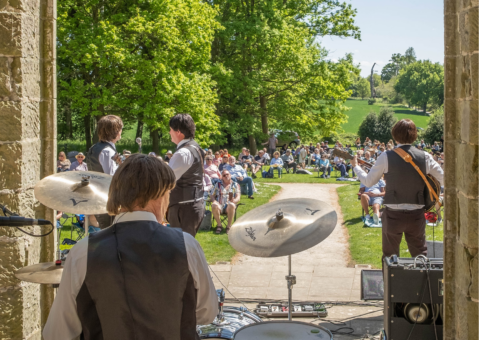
top-left (382, 208), bottom-right (427, 259)
top-left (167, 201), bottom-right (205, 237)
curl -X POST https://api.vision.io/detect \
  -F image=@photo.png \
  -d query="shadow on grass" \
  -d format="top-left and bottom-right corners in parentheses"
top-left (344, 217), bottom-right (363, 225)
top-left (394, 109), bottom-right (427, 116)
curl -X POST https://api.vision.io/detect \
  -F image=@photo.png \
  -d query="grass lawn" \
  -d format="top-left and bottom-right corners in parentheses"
top-left (337, 183), bottom-right (443, 268)
top-left (253, 165), bottom-right (353, 184)
top-left (196, 182), bottom-right (281, 264)
top-left (342, 99), bottom-right (431, 134)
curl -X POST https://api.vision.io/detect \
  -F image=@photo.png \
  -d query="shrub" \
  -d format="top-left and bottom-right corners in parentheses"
top-left (368, 98), bottom-right (376, 105)
top-left (358, 107), bottom-right (397, 143)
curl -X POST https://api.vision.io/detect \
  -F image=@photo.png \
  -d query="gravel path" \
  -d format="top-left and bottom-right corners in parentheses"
top-left (233, 183), bottom-right (351, 268)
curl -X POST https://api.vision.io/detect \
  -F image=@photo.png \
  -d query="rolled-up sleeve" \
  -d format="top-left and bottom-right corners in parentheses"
top-left (184, 233), bottom-right (218, 325)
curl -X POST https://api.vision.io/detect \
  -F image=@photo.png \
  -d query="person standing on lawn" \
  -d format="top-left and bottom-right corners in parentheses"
top-left (351, 119), bottom-right (444, 260)
top-left (167, 113), bottom-right (206, 237)
top-left (263, 132), bottom-right (278, 156)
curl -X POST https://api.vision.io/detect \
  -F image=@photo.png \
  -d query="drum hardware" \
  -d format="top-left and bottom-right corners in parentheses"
top-left (255, 303), bottom-right (327, 318)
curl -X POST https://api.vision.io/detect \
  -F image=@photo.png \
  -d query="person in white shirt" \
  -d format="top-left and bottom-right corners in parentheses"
top-left (351, 119), bottom-right (444, 260)
top-left (43, 154), bottom-right (217, 340)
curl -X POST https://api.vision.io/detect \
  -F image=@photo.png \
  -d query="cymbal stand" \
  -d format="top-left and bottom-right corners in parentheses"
top-left (84, 215), bottom-right (89, 237)
top-left (285, 255), bottom-right (296, 321)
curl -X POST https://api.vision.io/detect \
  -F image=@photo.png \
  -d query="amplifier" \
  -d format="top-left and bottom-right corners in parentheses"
top-left (384, 256), bottom-right (443, 340)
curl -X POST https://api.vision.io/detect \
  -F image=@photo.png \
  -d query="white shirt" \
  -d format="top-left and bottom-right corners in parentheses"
top-left (354, 144), bottom-right (444, 210)
top-left (169, 139), bottom-right (195, 180)
top-left (98, 141), bottom-right (118, 175)
top-left (43, 211), bottom-right (218, 340)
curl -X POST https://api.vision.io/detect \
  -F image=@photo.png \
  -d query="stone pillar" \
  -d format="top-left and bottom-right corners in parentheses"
top-left (444, 1), bottom-right (478, 339)
top-left (0, 0), bottom-right (56, 336)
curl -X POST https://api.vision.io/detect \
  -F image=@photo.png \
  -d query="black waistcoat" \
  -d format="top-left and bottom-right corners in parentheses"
top-left (169, 140), bottom-right (205, 205)
top-left (384, 145), bottom-right (427, 205)
top-left (86, 141), bottom-right (116, 173)
top-left (76, 221), bottom-right (198, 340)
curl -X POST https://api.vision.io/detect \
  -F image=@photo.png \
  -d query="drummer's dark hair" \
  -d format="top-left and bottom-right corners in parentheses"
top-left (391, 119), bottom-right (417, 144)
top-left (97, 115), bottom-right (123, 142)
top-left (107, 154), bottom-right (176, 215)
top-left (169, 113), bottom-right (196, 139)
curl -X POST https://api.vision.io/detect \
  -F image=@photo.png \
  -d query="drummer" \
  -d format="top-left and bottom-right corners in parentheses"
top-left (43, 154), bottom-right (218, 339)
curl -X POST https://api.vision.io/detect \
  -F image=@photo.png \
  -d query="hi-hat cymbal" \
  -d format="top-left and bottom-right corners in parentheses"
top-left (34, 171), bottom-right (112, 214)
top-left (15, 262), bottom-right (63, 285)
top-left (228, 198), bottom-right (337, 257)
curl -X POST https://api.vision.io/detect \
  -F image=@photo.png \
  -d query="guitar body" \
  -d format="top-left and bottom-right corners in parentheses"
top-left (425, 174), bottom-right (441, 212)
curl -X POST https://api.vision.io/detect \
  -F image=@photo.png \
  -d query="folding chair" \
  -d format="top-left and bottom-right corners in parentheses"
top-left (212, 203), bottom-right (245, 228)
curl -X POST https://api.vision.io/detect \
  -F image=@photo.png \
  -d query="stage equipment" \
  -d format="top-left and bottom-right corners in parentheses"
top-left (361, 269), bottom-right (384, 300)
top-left (384, 255), bottom-right (443, 340)
top-left (0, 203), bottom-right (54, 237)
top-left (15, 262), bottom-right (63, 285)
top-left (228, 198), bottom-right (337, 321)
top-left (234, 321), bottom-right (333, 340)
top-left (254, 303), bottom-right (327, 318)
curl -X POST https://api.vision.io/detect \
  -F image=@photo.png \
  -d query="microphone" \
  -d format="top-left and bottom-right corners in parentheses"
top-left (0, 216), bottom-right (52, 227)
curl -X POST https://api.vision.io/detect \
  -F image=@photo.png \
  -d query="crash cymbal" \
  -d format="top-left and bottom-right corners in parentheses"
top-left (15, 262), bottom-right (63, 285)
top-left (34, 171), bottom-right (112, 214)
top-left (228, 198), bottom-right (337, 257)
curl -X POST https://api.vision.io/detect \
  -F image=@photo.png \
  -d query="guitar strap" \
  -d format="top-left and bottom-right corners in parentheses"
top-left (393, 148), bottom-right (441, 206)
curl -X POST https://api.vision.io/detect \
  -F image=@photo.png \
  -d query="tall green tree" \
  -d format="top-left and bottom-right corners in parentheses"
top-left (210, 0), bottom-right (361, 152)
top-left (358, 107), bottom-right (396, 142)
top-left (357, 78), bottom-right (371, 99)
top-left (394, 60), bottom-right (444, 113)
top-left (58, 0), bottom-right (221, 148)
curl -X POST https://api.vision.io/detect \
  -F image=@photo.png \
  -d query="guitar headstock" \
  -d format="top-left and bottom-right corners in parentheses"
top-left (332, 148), bottom-right (353, 160)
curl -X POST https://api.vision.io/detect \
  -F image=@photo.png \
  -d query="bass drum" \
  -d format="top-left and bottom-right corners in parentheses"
top-left (234, 321), bottom-right (333, 340)
top-left (197, 306), bottom-right (262, 339)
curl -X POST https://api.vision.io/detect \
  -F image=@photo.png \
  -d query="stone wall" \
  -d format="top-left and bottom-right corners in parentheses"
top-left (0, 0), bottom-right (56, 337)
top-left (444, 0), bottom-right (479, 339)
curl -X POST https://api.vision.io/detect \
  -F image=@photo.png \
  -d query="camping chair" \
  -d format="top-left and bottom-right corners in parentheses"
top-left (357, 193), bottom-right (383, 221)
top-left (212, 203), bottom-right (245, 228)
top-left (269, 165), bottom-right (282, 178)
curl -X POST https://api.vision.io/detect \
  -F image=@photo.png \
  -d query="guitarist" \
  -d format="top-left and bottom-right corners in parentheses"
top-left (351, 119), bottom-right (444, 260)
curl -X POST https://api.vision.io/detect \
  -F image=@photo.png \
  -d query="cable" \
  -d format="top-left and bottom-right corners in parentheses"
top-left (1, 204), bottom-right (54, 237)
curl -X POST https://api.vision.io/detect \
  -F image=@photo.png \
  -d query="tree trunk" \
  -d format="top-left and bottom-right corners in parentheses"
top-left (92, 115), bottom-right (102, 144)
top-left (248, 134), bottom-right (257, 155)
top-left (151, 128), bottom-right (159, 154)
top-left (260, 95), bottom-right (268, 134)
top-left (136, 118), bottom-right (144, 139)
top-left (66, 107), bottom-right (73, 139)
top-left (423, 103), bottom-right (427, 114)
top-left (84, 114), bottom-right (92, 150)
top-left (370, 63), bottom-right (376, 98)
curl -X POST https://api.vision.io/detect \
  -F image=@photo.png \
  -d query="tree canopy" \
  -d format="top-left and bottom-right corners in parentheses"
top-left (423, 106), bottom-right (444, 144)
top-left (356, 78), bottom-right (371, 99)
top-left (381, 47), bottom-right (417, 83)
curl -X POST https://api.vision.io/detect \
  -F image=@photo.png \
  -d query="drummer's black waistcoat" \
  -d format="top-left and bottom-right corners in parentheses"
top-left (169, 139), bottom-right (205, 205)
top-left (76, 221), bottom-right (199, 340)
top-left (86, 141), bottom-right (116, 173)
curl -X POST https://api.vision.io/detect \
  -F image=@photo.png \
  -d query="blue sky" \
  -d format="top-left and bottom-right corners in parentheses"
top-left (318, 0), bottom-right (444, 77)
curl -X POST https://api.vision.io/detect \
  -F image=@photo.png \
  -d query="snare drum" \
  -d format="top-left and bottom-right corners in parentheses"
top-left (234, 321), bottom-right (333, 339)
top-left (197, 307), bottom-right (262, 339)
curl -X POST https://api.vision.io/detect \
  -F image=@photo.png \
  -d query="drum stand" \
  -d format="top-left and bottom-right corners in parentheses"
top-left (285, 255), bottom-right (296, 321)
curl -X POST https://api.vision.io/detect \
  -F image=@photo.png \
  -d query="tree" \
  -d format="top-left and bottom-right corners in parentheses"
top-left (381, 48), bottom-right (415, 83)
top-left (423, 106), bottom-right (444, 144)
top-left (394, 60), bottom-right (444, 113)
top-left (358, 107), bottom-right (397, 142)
top-left (404, 47), bottom-right (417, 65)
top-left (210, 0), bottom-right (361, 151)
top-left (357, 78), bottom-right (371, 99)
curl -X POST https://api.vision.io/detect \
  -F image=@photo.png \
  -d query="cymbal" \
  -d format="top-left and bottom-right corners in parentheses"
top-left (34, 171), bottom-right (112, 214)
top-left (228, 198), bottom-right (337, 257)
top-left (15, 262), bottom-right (63, 285)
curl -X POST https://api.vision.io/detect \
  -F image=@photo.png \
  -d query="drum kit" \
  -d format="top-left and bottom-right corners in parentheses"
top-left (14, 171), bottom-right (339, 339)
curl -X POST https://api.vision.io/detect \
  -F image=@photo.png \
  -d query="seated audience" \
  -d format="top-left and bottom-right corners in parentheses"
top-left (252, 150), bottom-right (266, 178)
top-left (269, 151), bottom-right (283, 177)
top-left (238, 147), bottom-right (247, 161)
top-left (219, 155), bottom-right (229, 172)
top-left (359, 178), bottom-right (386, 225)
top-left (57, 151), bottom-right (71, 172)
top-left (263, 148), bottom-right (271, 164)
top-left (70, 152), bottom-right (88, 171)
top-left (311, 148), bottom-right (321, 166)
top-left (318, 153), bottom-right (331, 178)
top-left (225, 156), bottom-right (254, 199)
top-left (334, 158), bottom-right (349, 178)
top-left (164, 150), bottom-right (173, 163)
top-left (204, 156), bottom-right (222, 185)
top-left (281, 150), bottom-right (297, 174)
top-left (241, 149), bottom-right (254, 170)
top-left (213, 151), bottom-right (222, 166)
top-left (210, 169), bottom-right (241, 234)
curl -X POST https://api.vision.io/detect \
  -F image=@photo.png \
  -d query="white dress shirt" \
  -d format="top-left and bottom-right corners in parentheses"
top-left (354, 144), bottom-right (444, 210)
top-left (169, 139), bottom-right (195, 180)
top-left (98, 141), bottom-right (118, 175)
top-left (43, 211), bottom-right (218, 340)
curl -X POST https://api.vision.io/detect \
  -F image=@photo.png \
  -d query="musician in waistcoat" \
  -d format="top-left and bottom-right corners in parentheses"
top-left (86, 115), bottom-right (123, 229)
top-left (43, 154), bottom-right (218, 340)
top-left (167, 114), bottom-right (206, 237)
top-left (351, 119), bottom-right (444, 259)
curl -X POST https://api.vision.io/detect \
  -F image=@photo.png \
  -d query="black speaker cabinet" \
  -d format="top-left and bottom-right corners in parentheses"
top-left (384, 256), bottom-right (444, 340)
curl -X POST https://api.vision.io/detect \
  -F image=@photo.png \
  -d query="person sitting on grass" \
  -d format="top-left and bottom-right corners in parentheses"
top-left (359, 178), bottom-right (386, 225)
top-left (210, 170), bottom-right (241, 235)
top-left (281, 149), bottom-right (297, 174)
top-left (241, 149), bottom-right (254, 171)
top-left (252, 150), bottom-right (266, 178)
top-left (225, 156), bottom-right (254, 199)
top-left (269, 151), bottom-right (283, 177)
top-left (318, 153), bottom-right (331, 178)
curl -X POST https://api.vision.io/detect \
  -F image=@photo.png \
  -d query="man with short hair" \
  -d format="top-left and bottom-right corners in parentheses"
top-left (225, 156), bottom-right (254, 199)
top-left (263, 132), bottom-right (278, 156)
top-left (167, 114), bottom-right (206, 236)
top-left (86, 115), bottom-right (123, 229)
top-left (351, 119), bottom-right (444, 259)
top-left (241, 149), bottom-right (254, 171)
top-left (281, 150), bottom-right (297, 173)
top-left (43, 154), bottom-right (217, 340)
top-left (219, 155), bottom-right (229, 172)
top-left (252, 150), bottom-right (266, 178)
top-left (210, 169), bottom-right (241, 234)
